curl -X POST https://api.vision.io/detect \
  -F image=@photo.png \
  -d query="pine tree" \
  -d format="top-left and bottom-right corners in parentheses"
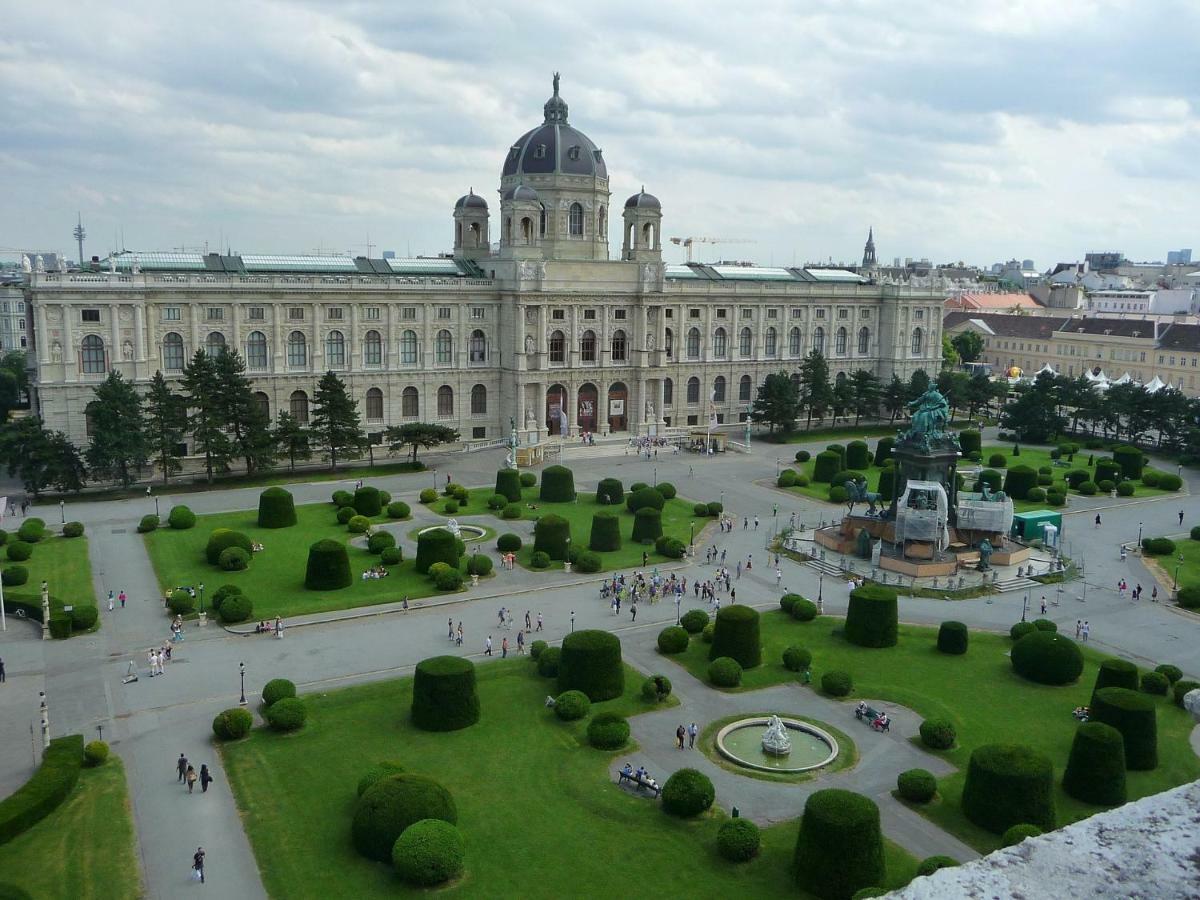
top-left (831, 375), bottom-right (855, 425)
top-left (798, 351), bottom-right (833, 428)
top-left (906, 368), bottom-right (931, 401)
top-left (85, 371), bottom-right (148, 487)
top-left (0, 417), bottom-right (86, 496)
top-left (310, 370), bottom-right (365, 469)
top-left (144, 371), bottom-right (186, 482)
top-left (749, 371), bottom-right (800, 434)
top-left (213, 349), bottom-right (275, 475)
top-left (272, 411), bottom-right (311, 472)
top-left (849, 370), bottom-right (882, 425)
top-left (181, 350), bottom-right (233, 483)
top-left (883, 374), bottom-right (906, 422)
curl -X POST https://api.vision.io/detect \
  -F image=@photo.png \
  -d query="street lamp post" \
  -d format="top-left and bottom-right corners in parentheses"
top-left (198, 583), bottom-right (205, 616)
top-left (1137, 522), bottom-right (1143, 553)
top-left (39, 691), bottom-right (49, 749)
top-left (570, 610), bottom-right (575, 633)
top-left (1174, 554), bottom-right (1183, 591)
top-left (817, 575), bottom-right (824, 614)
top-left (1021, 592), bottom-right (1029, 622)
top-left (689, 520), bottom-right (695, 556)
top-left (653, 466), bottom-right (657, 488)
top-left (239, 662), bottom-right (246, 706)
top-left (59, 500), bottom-right (64, 524)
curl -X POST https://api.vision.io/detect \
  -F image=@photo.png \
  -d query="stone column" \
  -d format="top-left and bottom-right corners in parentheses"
top-left (61, 304), bottom-right (76, 382)
top-left (272, 303), bottom-right (284, 370)
top-left (134, 305), bottom-right (146, 366)
top-left (108, 304), bottom-right (120, 372)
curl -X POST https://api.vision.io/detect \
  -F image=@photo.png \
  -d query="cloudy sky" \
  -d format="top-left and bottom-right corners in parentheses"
top-left (1, 0), bottom-right (1196, 268)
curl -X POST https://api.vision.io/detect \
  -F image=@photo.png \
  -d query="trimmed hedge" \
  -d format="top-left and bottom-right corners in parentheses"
top-left (877, 467), bottom-right (895, 501)
top-left (1, 566), bottom-right (27, 587)
top-left (587, 712), bottom-right (630, 750)
top-left (218, 593), bottom-right (253, 624)
top-left (680, 609), bottom-right (709, 634)
top-left (896, 769), bottom-right (936, 803)
top-left (257, 487), bottom-right (297, 528)
top-left (305, 539), bottom-right (352, 590)
top-left (595, 477), bottom-right (624, 505)
top-left (0, 734), bottom-right (84, 846)
top-left (708, 656), bottom-right (743, 687)
top-left (705, 501), bottom-right (723, 517)
top-left (529, 551), bottom-right (551, 568)
top-left (661, 768), bottom-right (714, 817)
top-left (793, 789), bottom-right (885, 900)
top-left (958, 430), bottom-right (981, 454)
top-left (1063, 721), bottom-right (1126, 805)
top-left (558, 629), bottom-right (624, 701)
top-left (412, 657), bottom-right (479, 731)
top-left (845, 584), bottom-right (898, 648)
top-left (367, 531), bottom-right (396, 555)
top-left (916, 856), bottom-right (958, 877)
top-left (709, 604), bottom-right (761, 668)
top-left (795, 449), bottom-right (811, 463)
top-left (1141, 537), bottom-right (1176, 556)
top-left (495, 468), bottom-right (522, 503)
top-left (641, 674), bottom-right (673, 702)
top-left (717, 818), bottom-right (761, 862)
top-left (387, 501), bottom-right (410, 519)
top-left (336, 506), bottom-right (356, 525)
top-left (1010, 621), bottom-right (1037, 641)
top-left (5, 541), bottom-right (31, 562)
top-left (539, 465), bottom-right (576, 502)
top-left (657, 482), bottom-right (677, 500)
top-left (496, 533), bottom-right (522, 553)
top-left (1011, 631), bottom-right (1084, 685)
top-left (205, 528), bottom-right (252, 565)
top-left (467, 553), bottom-right (493, 576)
top-left (212, 707), bottom-right (253, 741)
top-left (534, 514), bottom-right (572, 560)
top-left (352, 774), bottom-right (457, 863)
top-left (219, 547), bottom-right (249, 571)
top-left (701, 623), bottom-right (714, 643)
top-left (1177, 586), bottom-right (1200, 609)
top-left (332, 490), bottom-right (353, 507)
top-left (779, 593), bottom-right (801, 614)
top-left (1174, 679), bottom-right (1200, 707)
top-left (68, 605), bottom-right (98, 632)
top-left (350, 486), bottom-right (381, 517)
top-left (937, 621), bottom-right (968, 655)
top-left (822, 670), bottom-right (852, 697)
top-left (626, 486), bottom-right (665, 514)
top-left (536, 647), bottom-right (561, 678)
top-left (1090, 687), bottom-right (1158, 770)
top-left (631, 507), bottom-right (663, 544)
top-left (264, 697), bottom-right (307, 732)
top-left (778, 469), bottom-right (798, 487)
top-left (519, 472), bottom-right (537, 488)
top-left (975, 469), bottom-right (1002, 493)
top-left (261, 678), bottom-right (296, 707)
top-left (356, 761), bottom-right (405, 798)
top-left (167, 589), bottom-right (195, 616)
top-left (812, 450), bottom-right (841, 483)
top-left (415, 528), bottom-right (460, 574)
top-left (1002, 824), bottom-right (1043, 846)
top-left (846, 440), bottom-right (870, 470)
top-left (961, 744), bottom-right (1055, 833)
top-left (553, 690), bottom-right (591, 721)
top-left (1003, 465), bottom-right (1038, 500)
top-left (392, 818), bottom-right (465, 886)
top-left (167, 505), bottom-right (196, 530)
top-left (919, 719), bottom-right (955, 750)
top-left (1155, 664), bottom-right (1183, 684)
top-left (1032, 618), bottom-right (1057, 633)
top-left (655, 536), bottom-right (686, 559)
top-left (137, 514), bottom-right (159, 533)
top-left (62, 521), bottom-right (84, 538)
top-left (782, 646), bottom-right (812, 672)
top-left (1092, 658), bottom-right (1138, 703)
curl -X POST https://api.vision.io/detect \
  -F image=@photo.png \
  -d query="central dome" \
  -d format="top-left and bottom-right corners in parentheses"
top-left (501, 74), bottom-right (607, 180)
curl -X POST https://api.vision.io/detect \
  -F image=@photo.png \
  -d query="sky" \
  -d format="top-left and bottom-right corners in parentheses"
top-left (1, 0), bottom-right (1197, 269)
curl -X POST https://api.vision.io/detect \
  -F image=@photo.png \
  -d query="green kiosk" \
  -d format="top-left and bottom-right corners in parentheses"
top-left (1011, 509), bottom-right (1062, 542)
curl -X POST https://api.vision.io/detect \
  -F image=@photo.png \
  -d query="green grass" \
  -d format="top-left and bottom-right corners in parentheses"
top-left (3, 532), bottom-right (97, 618)
top-left (0, 758), bottom-right (140, 900)
top-left (1153, 533), bottom-right (1200, 599)
top-left (666, 612), bottom-right (1200, 853)
top-left (765, 424), bottom-right (899, 444)
top-left (222, 659), bottom-right (918, 899)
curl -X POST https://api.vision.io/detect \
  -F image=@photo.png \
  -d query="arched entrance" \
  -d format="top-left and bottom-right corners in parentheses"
top-left (607, 381), bottom-right (628, 433)
top-left (577, 383), bottom-right (598, 434)
top-left (545, 384), bottom-right (568, 436)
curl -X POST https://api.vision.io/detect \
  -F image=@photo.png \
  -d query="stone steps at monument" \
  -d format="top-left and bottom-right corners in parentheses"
top-left (992, 576), bottom-right (1040, 593)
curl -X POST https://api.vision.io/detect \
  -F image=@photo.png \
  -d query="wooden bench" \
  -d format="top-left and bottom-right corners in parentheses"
top-left (854, 705), bottom-right (891, 732)
top-left (617, 770), bottom-right (661, 798)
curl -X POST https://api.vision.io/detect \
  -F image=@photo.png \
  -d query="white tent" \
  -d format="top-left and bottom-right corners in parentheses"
top-left (1036, 363), bottom-right (1057, 376)
top-left (1145, 375), bottom-right (1166, 393)
top-left (1111, 372), bottom-right (1133, 385)
top-left (1084, 369), bottom-right (1109, 384)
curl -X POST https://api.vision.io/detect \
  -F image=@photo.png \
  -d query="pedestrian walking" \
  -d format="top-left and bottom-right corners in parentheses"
top-left (1180, 510), bottom-right (1186, 526)
top-left (516, 630), bottom-right (525, 654)
top-left (200, 764), bottom-right (213, 793)
top-left (108, 593), bottom-right (115, 612)
top-left (177, 753), bottom-right (188, 782)
top-left (775, 568), bottom-right (782, 586)
top-left (456, 622), bottom-right (463, 646)
top-left (0, 657), bottom-right (5, 683)
top-left (688, 722), bottom-right (698, 748)
top-left (501, 637), bottom-right (508, 658)
top-left (485, 635), bottom-right (493, 656)
top-left (1075, 620), bottom-right (1081, 639)
top-left (1095, 513), bottom-right (1102, 528)
top-left (118, 590), bottom-right (126, 608)
top-left (186, 765), bottom-right (198, 793)
top-left (675, 725), bottom-right (686, 750)
top-left (1152, 585), bottom-right (1159, 602)
top-left (525, 610), bottom-right (531, 632)
top-left (630, 603), bottom-right (637, 622)
top-left (730, 587), bottom-right (736, 603)
top-left (192, 847), bottom-right (205, 884)
top-left (448, 618), bottom-right (455, 641)
top-left (536, 612), bottom-right (543, 632)
top-left (754, 516), bottom-right (759, 530)
top-left (1135, 583), bottom-right (1142, 601)
top-left (1040, 597), bottom-right (1047, 615)
top-left (1082, 621), bottom-right (1090, 642)
top-left (743, 517), bottom-right (748, 530)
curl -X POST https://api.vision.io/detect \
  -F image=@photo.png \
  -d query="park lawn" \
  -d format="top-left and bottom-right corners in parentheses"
top-left (666, 612), bottom-right (1200, 853)
top-left (222, 659), bottom-right (917, 899)
top-left (1154, 533), bottom-right (1200, 597)
top-left (768, 424), bottom-right (899, 444)
top-left (4, 532), bottom-right (97, 617)
top-left (0, 758), bottom-right (140, 900)
top-left (144, 502), bottom-right (467, 620)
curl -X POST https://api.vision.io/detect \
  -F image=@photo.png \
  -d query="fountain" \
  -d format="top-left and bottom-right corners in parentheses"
top-left (416, 522), bottom-right (487, 542)
top-left (761, 715), bottom-right (792, 756)
top-left (716, 716), bottom-right (838, 774)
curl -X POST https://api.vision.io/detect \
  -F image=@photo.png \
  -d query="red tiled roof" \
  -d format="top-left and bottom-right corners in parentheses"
top-left (945, 292), bottom-right (1043, 310)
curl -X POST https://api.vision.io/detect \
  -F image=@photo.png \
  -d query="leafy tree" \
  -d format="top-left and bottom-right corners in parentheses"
top-left (798, 351), bottom-right (833, 428)
top-left (883, 374), bottom-right (907, 422)
top-left (0, 417), bottom-right (86, 496)
top-left (849, 370), bottom-right (882, 425)
top-left (999, 373), bottom-right (1064, 442)
top-left (0, 350), bottom-right (29, 403)
top-left (964, 372), bottom-right (995, 419)
top-left (272, 411), bottom-right (311, 472)
top-left (213, 349), bottom-right (274, 475)
top-left (906, 369), bottom-right (931, 401)
top-left (941, 334), bottom-right (959, 370)
top-left (45, 431), bottom-right (87, 493)
top-left (935, 371), bottom-right (969, 422)
top-left (310, 370), bottom-right (366, 469)
top-left (144, 371), bottom-right (186, 482)
top-left (85, 371), bottom-right (148, 487)
top-left (386, 422), bottom-right (461, 465)
top-left (750, 371), bottom-right (800, 434)
top-left (831, 375), bottom-right (856, 425)
top-left (0, 370), bottom-right (18, 424)
top-left (181, 350), bottom-right (233, 482)
top-left (951, 331), bottom-right (984, 364)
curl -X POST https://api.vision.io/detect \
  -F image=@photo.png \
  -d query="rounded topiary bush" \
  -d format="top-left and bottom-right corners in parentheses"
top-left (357, 761), bottom-right (405, 797)
top-left (62, 521), bottom-right (84, 538)
top-left (501, 503), bottom-right (522, 519)
top-left (717, 818), bottom-right (761, 862)
top-left (257, 487), bottom-right (297, 528)
top-left (419, 488), bottom-right (437, 504)
top-left (708, 656), bottom-right (743, 687)
top-left (1, 565), bottom-right (28, 586)
top-left (680, 609), bottom-right (709, 634)
top-left (631, 507), bottom-right (663, 544)
top-left (332, 489), bottom-right (353, 507)
top-left (84, 740), bottom-right (109, 767)
top-left (777, 469), bottom-right (797, 489)
top-left (391, 818), bottom-right (465, 887)
top-left (845, 584), bottom-right (898, 649)
top-left (212, 707), bottom-right (253, 741)
top-left (137, 514), bottom-right (159, 533)
top-left (167, 589), bottom-right (195, 616)
top-left (595, 477), bottom-right (624, 506)
top-left (897, 769), bottom-right (937, 803)
top-left (539, 464), bottom-right (576, 502)
top-left (1177, 586), bottom-right (1200, 609)
top-left (218, 593), bottom-right (252, 624)
top-left (641, 674), bottom-right (672, 702)
top-left (1155, 664), bottom-right (1183, 684)
top-left (693, 502), bottom-right (709, 517)
top-left (1174, 679), bottom-right (1200, 706)
top-left (1031, 618), bottom-right (1057, 633)
top-left (387, 501), bottom-right (411, 520)
top-left (347, 514), bottom-right (372, 534)
top-left (536, 646), bottom-right (561, 678)
top-left (1111, 444), bottom-right (1143, 478)
top-left (167, 505), bottom-right (196, 530)
top-left (661, 768), bottom-right (714, 817)
top-left (916, 856), bottom-right (958, 877)
top-left (1026, 487), bottom-right (1047, 502)
top-left (919, 718), bottom-right (956, 750)
top-left (779, 593), bottom-right (801, 614)
top-left (1077, 479), bottom-right (1098, 495)
top-left (782, 646), bottom-right (812, 672)
top-left (467, 553), bottom-right (493, 576)
top-left (1063, 721), bottom-right (1126, 805)
top-left (1003, 465), bottom-right (1038, 500)
top-left (1010, 621), bottom-right (1037, 641)
top-left (218, 547), bottom-right (250, 571)
top-left (533, 514), bottom-right (571, 560)
top-left (626, 486), bottom-right (665, 514)
top-left (558, 629), bottom-right (623, 701)
top-left (655, 536), bottom-right (686, 559)
top-left (709, 604), bottom-right (761, 668)
top-left (1090, 686), bottom-right (1158, 770)
top-left (658, 625), bottom-right (689, 654)
top-left (68, 605), bottom-right (98, 631)
top-left (496, 533), bottom-right (522, 553)
top-left (553, 689), bottom-right (591, 721)
top-left (415, 528), bottom-right (460, 574)
top-left (1011, 630), bottom-right (1084, 685)
top-left (1142, 537), bottom-right (1176, 556)
top-left (588, 512), bottom-right (621, 552)
top-left (793, 789), bottom-right (885, 900)
top-left (486, 493), bottom-right (507, 511)
top-left (495, 468), bottom-right (522, 503)
top-left (706, 501), bottom-right (723, 517)
top-left (519, 472), bottom-right (536, 488)
top-left (1002, 824), bottom-right (1043, 846)
top-left (412, 656), bottom-right (479, 732)
top-left (701, 623), bottom-right (714, 643)
top-left (367, 531), bottom-right (396, 555)
top-left (529, 550), bottom-right (551, 569)
top-left (1115, 482), bottom-right (1134, 497)
top-left (822, 670), bottom-right (852, 697)
top-left (264, 697), bottom-right (307, 732)
top-left (352, 774), bottom-right (457, 863)
top-left (975, 469), bottom-right (1002, 493)
top-left (305, 539), bottom-right (352, 590)
top-left (336, 506), bottom-right (356, 525)
top-left (261, 678), bottom-right (296, 707)
top-left (958, 430), bottom-right (981, 454)
top-left (8, 540), bottom-right (38, 562)
top-left (961, 744), bottom-right (1055, 833)
top-left (1092, 658), bottom-right (1138, 702)
top-left (587, 712), bottom-right (630, 750)
top-left (795, 449), bottom-right (812, 463)
top-left (206, 528), bottom-right (252, 565)
top-left (657, 482), bottom-right (678, 500)
top-left (937, 621), bottom-right (968, 655)
top-left (987, 453), bottom-right (1007, 468)
top-left (791, 598), bottom-right (818, 622)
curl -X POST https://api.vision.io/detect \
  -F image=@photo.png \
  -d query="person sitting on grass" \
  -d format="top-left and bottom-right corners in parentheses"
top-left (1073, 706), bottom-right (1089, 721)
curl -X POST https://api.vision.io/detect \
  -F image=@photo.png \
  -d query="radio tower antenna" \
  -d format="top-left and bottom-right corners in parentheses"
top-left (73, 213), bottom-right (87, 267)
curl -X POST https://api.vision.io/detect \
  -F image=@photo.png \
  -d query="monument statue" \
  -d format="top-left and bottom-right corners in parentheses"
top-left (977, 538), bottom-right (993, 571)
top-left (524, 334), bottom-right (535, 354)
top-left (645, 400), bottom-right (655, 420)
top-left (445, 519), bottom-right (462, 539)
top-left (524, 406), bottom-right (536, 430)
top-left (905, 386), bottom-right (950, 438)
top-left (21, 254), bottom-right (31, 274)
top-left (761, 715), bottom-right (792, 756)
top-left (844, 478), bottom-right (881, 516)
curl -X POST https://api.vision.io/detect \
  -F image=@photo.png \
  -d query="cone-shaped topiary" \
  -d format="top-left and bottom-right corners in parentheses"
top-left (1091, 658), bottom-right (1138, 703)
top-left (495, 468), bottom-right (522, 502)
top-left (626, 486), bottom-right (665, 513)
top-left (1112, 445), bottom-right (1143, 479)
top-left (631, 507), bottom-right (663, 543)
top-left (353, 486), bottom-right (382, 517)
top-left (1090, 687), bottom-right (1158, 770)
top-left (411, 656), bottom-right (480, 732)
top-left (846, 440), bottom-right (870, 470)
top-left (961, 744), bottom-right (1055, 834)
top-left (257, 487), bottom-right (297, 528)
top-left (709, 604), bottom-right (761, 668)
top-left (1011, 631), bottom-right (1084, 685)
top-left (845, 584), bottom-right (898, 648)
top-left (793, 789), bottom-right (885, 900)
top-left (205, 528), bottom-right (252, 565)
top-left (533, 514), bottom-right (571, 560)
top-left (877, 467), bottom-right (895, 501)
top-left (539, 465), bottom-right (576, 502)
top-left (415, 528), bottom-right (460, 574)
top-left (1003, 465), bottom-right (1038, 500)
top-left (937, 621), bottom-right (968, 655)
top-left (595, 477), bottom-right (624, 506)
top-left (305, 539), bottom-right (352, 589)
top-left (351, 774), bottom-right (457, 863)
top-left (1062, 722), bottom-right (1127, 805)
top-left (557, 629), bottom-right (624, 701)
top-left (589, 512), bottom-right (621, 552)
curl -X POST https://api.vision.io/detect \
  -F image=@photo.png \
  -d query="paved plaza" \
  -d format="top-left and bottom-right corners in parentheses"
top-left (1, 427), bottom-right (1198, 898)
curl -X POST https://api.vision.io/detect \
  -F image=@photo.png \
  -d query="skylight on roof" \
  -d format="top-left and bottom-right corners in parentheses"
top-left (241, 255), bottom-right (357, 272)
top-left (711, 266), bottom-right (795, 281)
top-left (804, 268), bottom-right (864, 282)
top-left (385, 258), bottom-right (463, 274)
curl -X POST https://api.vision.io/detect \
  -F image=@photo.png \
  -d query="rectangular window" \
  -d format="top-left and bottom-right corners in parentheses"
top-left (767, 309), bottom-right (778, 318)
top-left (584, 309), bottom-right (596, 320)
top-left (665, 309), bottom-right (673, 318)
top-left (687, 415), bottom-right (698, 426)
top-left (614, 309), bottom-right (627, 320)
top-left (288, 307), bottom-right (305, 320)
top-left (716, 309), bottom-right (727, 319)
top-left (915, 309), bottom-right (925, 320)
top-left (1159, 355), bottom-right (1165, 364)
top-left (162, 307), bottom-right (181, 321)
top-left (791, 308), bottom-right (802, 318)
top-left (470, 307), bottom-right (485, 319)
top-left (437, 306), bottom-right (451, 319)
top-left (838, 308), bottom-right (848, 319)
top-left (81, 309), bottom-right (100, 322)
top-left (472, 426), bottom-right (486, 439)
top-left (364, 307), bottom-right (381, 320)
top-left (247, 306), bottom-right (265, 320)
top-left (861, 309), bottom-right (870, 319)
top-left (744, 308), bottom-right (754, 319)
top-left (402, 307), bottom-right (417, 320)
top-left (815, 309), bottom-right (825, 319)
top-left (552, 309), bottom-right (565, 320)
top-left (325, 306), bottom-right (343, 320)
top-left (689, 308), bottom-right (701, 319)
top-left (206, 307), bottom-right (223, 321)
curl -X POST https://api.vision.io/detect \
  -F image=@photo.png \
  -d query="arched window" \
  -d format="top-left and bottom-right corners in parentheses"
top-left (325, 330), bottom-right (345, 368)
top-left (400, 330), bottom-right (418, 365)
top-left (664, 328), bottom-right (673, 359)
top-left (739, 374), bottom-right (753, 402)
top-left (911, 327), bottom-right (923, 355)
top-left (286, 331), bottom-right (306, 368)
top-left (765, 327), bottom-right (777, 357)
top-left (538, 203), bottom-right (547, 237)
top-left (455, 222), bottom-right (462, 246)
top-left (402, 386), bottom-right (418, 417)
top-left (289, 389), bottom-right (309, 423)
top-left (469, 329), bottom-right (486, 363)
top-left (253, 391), bottom-right (269, 419)
top-left (713, 375), bottom-right (726, 402)
top-left (162, 333), bottom-right (184, 371)
top-left (549, 330), bottom-right (565, 363)
top-left (246, 331), bottom-right (268, 370)
top-left (858, 327), bottom-right (870, 354)
top-left (569, 202), bottom-right (584, 236)
top-left (205, 332), bottom-right (226, 357)
top-left (812, 326), bottom-right (825, 355)
top-left (437, 385), bottom-right (454, 417)
top-left (663, 377), bottom-right (674, 405)
top-left (686, 376), bottom-right (700, 404)
top-left (789, 327), bottom-right (802, 356)
top-left (82, 336), bottom-right (107, 374)
top-left (469, 222), bottom-right (481, 247)
top-left (365, 387), bottom-right (383, 420)
top-left (686, 327), bottom-right (700, 359)
top-left (520, 217), bottom-right (533, 244)
top-left (581, 330), bottom-right (596, 362)
top-left (363, 330), bottom-right (382, 366)
top-left (611, 330), bottom-right (627, 361)
top-left (740, 327), bottom-right (753, 357)
top-left (713, 327), bottom-right (727, 358)
top-left (435, 329), bottom-right (452, 364)
top-left (471, 384), bottom-right (487, 415)
top-left (836, 327), bottom-right (847, 356)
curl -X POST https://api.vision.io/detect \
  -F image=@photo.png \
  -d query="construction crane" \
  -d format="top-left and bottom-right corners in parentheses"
top-left (669, 236), bottom-right (756, 263)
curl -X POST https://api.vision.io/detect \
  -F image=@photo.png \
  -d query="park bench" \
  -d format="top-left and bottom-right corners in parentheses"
top-left (854, 705), bottom-right (891, 732)
top-left (617, 770), bottom-right (661, 798)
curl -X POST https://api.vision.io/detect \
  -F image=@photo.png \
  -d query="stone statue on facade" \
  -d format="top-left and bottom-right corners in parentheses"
top-left (131, 255), bottom-right (141, 274)
top-left (525, 406), bottom-right (536, 430)
top-left (122, 340), bottom-right (134, 361)
top-left (524, 334), bottom-right (535, 354)
top-left (761, 715), bottom-right (792, 756)
top-left (51, 342), bottom-right (62, 363)
top-left (21, 254), bottom-right (31, 274)
top-left (645, 400), bottom-right (655, 421)
top-left (109, 255), bottom-right (117, 274)
top-left (645, 332), bottom-right (655, 350)
top-left (34, 255), bottom-right (45, 273)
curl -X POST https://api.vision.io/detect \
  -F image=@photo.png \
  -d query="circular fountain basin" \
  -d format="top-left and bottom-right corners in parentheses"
top-left (416, 524), bottom-right (487, 542)
top-left (716, 717), bottom-right (839, 773)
